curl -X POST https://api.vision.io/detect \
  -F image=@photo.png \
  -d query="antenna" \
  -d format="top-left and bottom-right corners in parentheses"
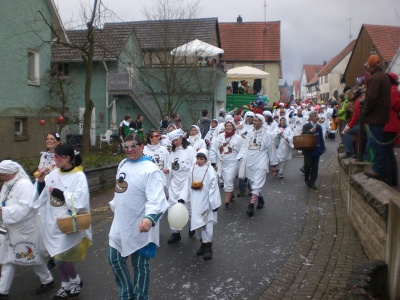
top-left (264, 0), bottom-right (267, 23)
top-left (347, 17), bottom-right (353, 42)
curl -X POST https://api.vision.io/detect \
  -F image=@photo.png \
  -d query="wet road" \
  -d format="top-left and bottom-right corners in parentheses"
top-left (8, 140), bottom-right (338, 299)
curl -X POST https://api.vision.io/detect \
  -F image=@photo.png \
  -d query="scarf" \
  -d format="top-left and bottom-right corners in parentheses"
top-left (225, 129), bottom-right (236, 138)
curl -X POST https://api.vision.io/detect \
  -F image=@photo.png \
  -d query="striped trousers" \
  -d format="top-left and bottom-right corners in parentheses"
top-left (108, 246), bottom-right (150, 300)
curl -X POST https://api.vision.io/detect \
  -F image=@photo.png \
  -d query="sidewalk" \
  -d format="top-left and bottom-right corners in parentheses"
top-left (260, 147), bottom-right (368, 299)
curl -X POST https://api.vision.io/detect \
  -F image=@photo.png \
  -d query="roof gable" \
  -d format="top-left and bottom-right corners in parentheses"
top-left (319, 40), bottom-right (356, 76)
top-left (104, 18), bottom-right (220, 51)
top-left (303, 65), bottom-right (324, 83)
top-left (219, 21), bottom-right (281, 61)
top-left (364, 24), bottom-right (400, 63)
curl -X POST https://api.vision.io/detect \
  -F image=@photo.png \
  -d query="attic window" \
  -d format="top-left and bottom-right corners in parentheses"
top-left (51, 63), bottom-right (69, 77)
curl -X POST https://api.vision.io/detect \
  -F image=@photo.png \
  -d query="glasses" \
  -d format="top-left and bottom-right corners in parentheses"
top-left (151, 135), bottom-right (160, 138)
top-left (247, 116), bottom-right (254, 118)
top-left (54, 153), bottom-right (67, 160)
top-left (124, 142), bottom-right (138, 150)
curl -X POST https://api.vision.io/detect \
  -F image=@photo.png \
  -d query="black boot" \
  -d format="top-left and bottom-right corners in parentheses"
top-left (203, 242), bottom-right (213, 260)
top-left (196, 242), bottom-right (206, 255)
top-left (188, 226), bottom-right (195, 237)
top-left (167, 233), bottom-right (181, 244)
top-left (256, 196), bottom-right (265, 209)
top-left (247, 203), bottom-right (254, 217)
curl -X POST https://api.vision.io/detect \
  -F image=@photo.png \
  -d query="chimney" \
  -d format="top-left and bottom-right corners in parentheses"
top-left (323, 61), bottom-right (327, 65)
top-left (237, 15), bottom-right (242, 23)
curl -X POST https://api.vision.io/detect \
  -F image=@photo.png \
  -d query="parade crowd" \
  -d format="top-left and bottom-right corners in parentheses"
top-left (0, 54), bottom-right (398, 300)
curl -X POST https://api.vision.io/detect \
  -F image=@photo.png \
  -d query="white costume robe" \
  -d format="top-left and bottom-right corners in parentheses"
top-left (109, 157), bottom-right (169, 257)
top-left (292, 115), bottom-right (306, 136)
top-left (144, 144), bottom-right (169, 187)
top-left (265, 121), bottom-right (278, 134)
top-left (187, 162), bottom-right (221, 242)
top-left (188, 135), bottom-right (207, 153)
top-left (0, 175), bottom-right (43, 265)
top-left (167, 146), bottom-right (196, 204)
top-left (275, 126), bottom-right (295, 162)
top-left (237, 127), bottom-right (278, 195)
top-left (210, 132), bottom-right (243, 192)
top-left (32, 168), bottom-right (92, 257)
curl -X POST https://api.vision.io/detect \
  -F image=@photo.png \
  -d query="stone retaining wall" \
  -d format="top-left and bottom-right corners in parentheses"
top-left (85, 163), bottom-right (118, 193)
top-left (337, 153), bottom-right (400, 299)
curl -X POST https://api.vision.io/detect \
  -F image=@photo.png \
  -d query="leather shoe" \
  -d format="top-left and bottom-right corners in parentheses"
top-left (309, 183), bottom-right (317, 190)
top-left (363, 170), bottom-right (383, 180)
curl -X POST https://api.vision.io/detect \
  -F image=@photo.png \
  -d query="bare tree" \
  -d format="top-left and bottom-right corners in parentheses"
top-left (121, 0), bottom-right (221, 127)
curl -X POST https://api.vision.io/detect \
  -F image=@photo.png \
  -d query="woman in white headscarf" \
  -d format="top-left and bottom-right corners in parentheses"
top-left (187, 125), bottom-right (206, 152)
top-left (274, 117), bottom-right (294, 178)
top-left (0, 160), bottom-right (54, 298)
top-left (165, 129), bottom-right (196, 244)
top-left (237, 114), bottom-right (278, 217)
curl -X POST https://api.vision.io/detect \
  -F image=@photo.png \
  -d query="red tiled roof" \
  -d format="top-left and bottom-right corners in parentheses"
top-left (293, 80), bottom-right (300, 90)
top-left (219, 21), bottom-right (281, 62)
top-left (364, 24), bottom-right (400, 63)
top-left (319, 40), bottom-right (356, 76)
top-left (303, 65), bottom-right (324, 84)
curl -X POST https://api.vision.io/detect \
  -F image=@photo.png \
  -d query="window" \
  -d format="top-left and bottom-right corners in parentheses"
top-left (50, 62), bottom-right (69, 77)
top-left (28, 49), bottom-right (39, 85)
top-left (253, 64), bottom-right (265, 71)
top-left (14, 117), bottom-right (28, 140)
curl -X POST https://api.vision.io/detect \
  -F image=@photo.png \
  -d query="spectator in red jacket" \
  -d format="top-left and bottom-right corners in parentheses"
top-left (342, 86), bottom-right (363, 158)
top-left (383, 72), bottom-right (400, 186)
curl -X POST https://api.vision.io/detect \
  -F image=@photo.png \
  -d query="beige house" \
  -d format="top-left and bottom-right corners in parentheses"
top-left (219, 16), bottom-right (281, 103)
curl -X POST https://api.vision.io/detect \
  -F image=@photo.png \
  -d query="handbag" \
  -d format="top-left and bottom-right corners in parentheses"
top-left (191, 165), bottom-right (209, 190)
top-left (57, 195), bottom-right (91, 234)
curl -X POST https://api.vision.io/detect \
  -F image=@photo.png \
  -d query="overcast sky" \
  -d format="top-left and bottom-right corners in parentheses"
top-left (56, 0), bottom-right (400, 85)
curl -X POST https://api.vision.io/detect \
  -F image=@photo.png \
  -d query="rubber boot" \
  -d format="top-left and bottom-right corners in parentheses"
top-left (196, 242), bottom-right (206, 256)
top-left (203, 242), bottom-right (213, 260)
top-left (257, 196), bottom-right (265, 209)
top-left (247, 203), bottom-right (254, 217)
top-left (167, 233), bottom-right (181, 244)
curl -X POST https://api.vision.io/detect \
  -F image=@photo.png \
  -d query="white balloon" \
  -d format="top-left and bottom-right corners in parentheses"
top-left (168, 203), bottom-right (189, 230)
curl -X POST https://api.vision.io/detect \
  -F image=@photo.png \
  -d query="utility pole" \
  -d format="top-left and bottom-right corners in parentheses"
top-left (347, 17), bottom-right (353, 42)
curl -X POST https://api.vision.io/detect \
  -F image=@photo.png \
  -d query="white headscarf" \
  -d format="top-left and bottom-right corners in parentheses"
top-left (255, 113), bottom-right (266, 126)
top-left (0, 160), bottom-right (30, 180)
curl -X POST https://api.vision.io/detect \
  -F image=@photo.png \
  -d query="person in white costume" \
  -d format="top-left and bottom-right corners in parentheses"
top-left (0, 161), bottom-right (54, 299)
top-left (275, 117), bottom-right (295, 178)
top-left (263, 110), bottom-right (278, 134)
top-left (165, 129), bottom-right (196, 244)
top-left (160, 124), bottom-right (177, 150)
top-left (292, 108), bottom-right (306, 136)
top-left (204, 119), bottom-right (219, 150)
top-left (317, 106), bottom-right (329, 139)
top-left (236, 111), bottom-right (256, 197)
top-left (143, 129), bottom-right (169, 188)
top-left (33, 144), bottom-right (92, 300)
top-left (187, 125), bottom-right (207, 152)
top-left (210, 120), bottom-right (243, 210)
top-left (237, 114), bottom-right (278, 217)
top-left (187, 149), bottom-right (221, 260)
top-left (108, 133), bottom-right (169, 300)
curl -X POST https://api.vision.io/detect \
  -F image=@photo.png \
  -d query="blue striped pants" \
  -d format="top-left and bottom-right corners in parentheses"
top-left (108, 246), bottom-right (150, 300)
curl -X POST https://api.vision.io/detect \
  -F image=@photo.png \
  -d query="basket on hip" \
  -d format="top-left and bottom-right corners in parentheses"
top-left (56, 195), bottom-right (91, 234)
top-left (293, 134), bottom-right (317, 151)
top-left (57, 213), bottom-right (91, 234)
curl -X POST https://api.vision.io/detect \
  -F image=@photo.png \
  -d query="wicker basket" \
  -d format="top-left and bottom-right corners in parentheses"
top-left (293, 134), bottom-right (317, 151)
top-left (57, 213), bottom-right (91, 234)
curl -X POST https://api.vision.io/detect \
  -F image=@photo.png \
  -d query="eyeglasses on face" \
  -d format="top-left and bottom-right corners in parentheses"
top-left (123, 142), bottom-right (138, 150)
top-left (54, 153), bottom-right (68, 160)
top-left (151, 134), bottom-right (160, 138)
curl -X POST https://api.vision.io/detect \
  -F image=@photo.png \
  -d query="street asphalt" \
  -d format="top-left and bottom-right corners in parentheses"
top-left (6, 138), bottom-right (377, 299)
